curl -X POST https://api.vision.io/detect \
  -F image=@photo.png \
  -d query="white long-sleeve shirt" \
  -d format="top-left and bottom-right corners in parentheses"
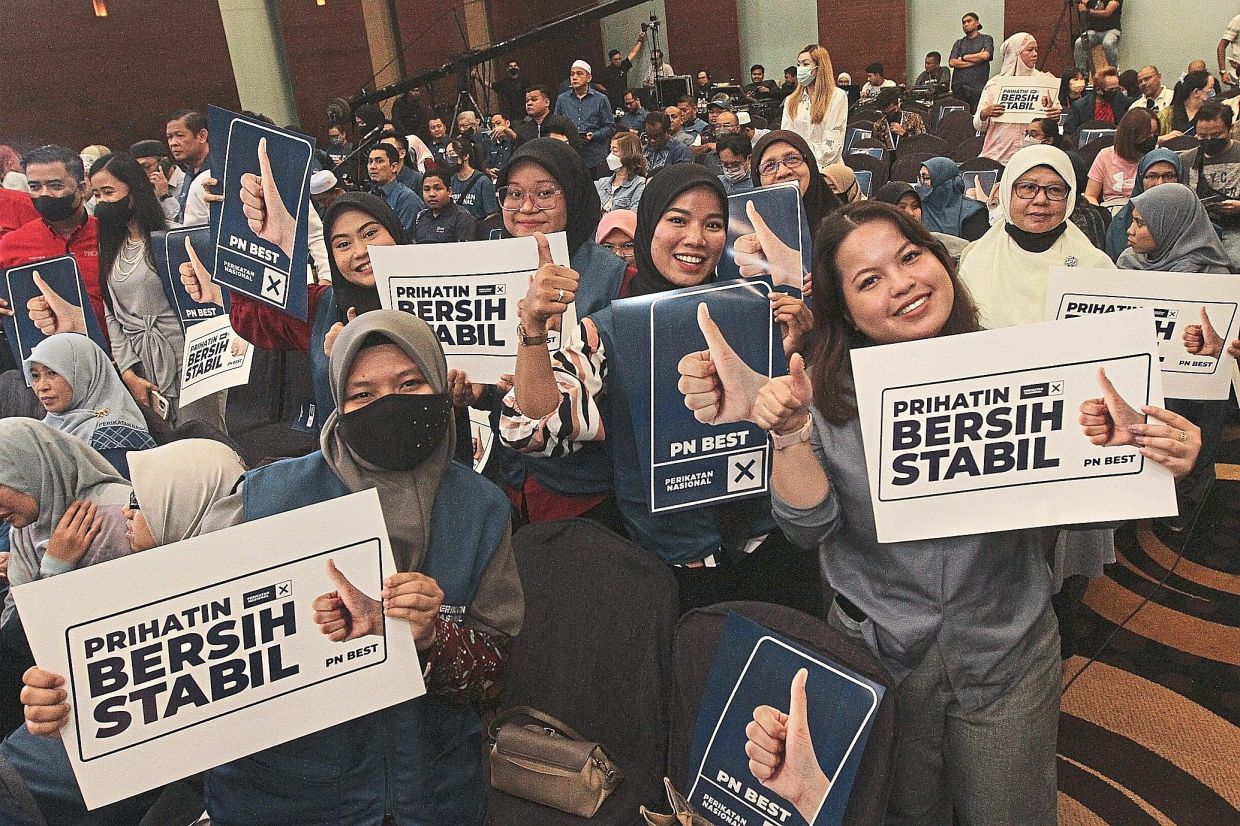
top-left (780, 86), bottom-right (849, 170)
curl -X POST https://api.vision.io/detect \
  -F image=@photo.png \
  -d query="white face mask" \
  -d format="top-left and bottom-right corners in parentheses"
top-left (606, 153), bottom-right (623, 171)
top-left (796, 65), bottom-right (816, 86)
top-left (988, 202), bottom-right (1005, 226)
top-left (1021, 135), bottom-right (1042, 148)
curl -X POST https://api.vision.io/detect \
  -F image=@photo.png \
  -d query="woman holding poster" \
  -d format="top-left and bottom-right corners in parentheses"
top-left (747, 200), bottom-right (1202, 825)
top-left (975, 33), bottom-right (1061, 164)
top-left (502, 164), bottom-right (821, 613)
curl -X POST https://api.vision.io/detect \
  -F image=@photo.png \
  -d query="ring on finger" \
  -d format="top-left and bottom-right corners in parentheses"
top-left (556, 288), bottom-right (565, 303)
top-left (1178, 429), bottom-right (1188, 443)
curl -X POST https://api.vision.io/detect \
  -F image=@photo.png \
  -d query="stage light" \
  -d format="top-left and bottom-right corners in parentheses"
top-left (93, 0), bottom-right (108, 16)
top-left (316, 0), bottom-right (326, 5)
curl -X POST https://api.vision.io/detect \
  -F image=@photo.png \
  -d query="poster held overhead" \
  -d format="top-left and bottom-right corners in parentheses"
top-left (177, 314), bottom-right (254, 407)
top-left (0, 255), bottom-right (109, 370)
top-left (207, 106), bottom-right (312, 320)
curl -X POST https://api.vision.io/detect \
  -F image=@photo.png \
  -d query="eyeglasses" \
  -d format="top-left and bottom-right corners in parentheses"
top-left (128, 491), bottom-right (140, 511)
top-left (720, 160), bottom-right (748, 172)
top-left (601, 242), bottom-right (634, 254)
top-left (1011, 181), bottom-right (1070, 201)
top-left (497, 185), bottom-right (564, 211)
top-left (1142, 170), bottom-right (1179, 183)
top-left (757, 153), bottom-right (805, 177)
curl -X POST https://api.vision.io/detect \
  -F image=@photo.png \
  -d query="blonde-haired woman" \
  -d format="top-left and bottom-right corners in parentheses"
top-left (781, 44), bottom-right (849, 170)
top-left (596, 131), bottom-right (647, 212)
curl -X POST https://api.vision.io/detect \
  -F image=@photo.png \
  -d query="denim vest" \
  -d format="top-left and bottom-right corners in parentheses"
top-left (307, 288), bottom-right (338, 427)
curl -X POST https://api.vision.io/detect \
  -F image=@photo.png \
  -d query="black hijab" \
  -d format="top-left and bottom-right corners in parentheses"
top-left (495, 137), bottom-right (601, 254)
top-left (750, 129), bottom-right (842, 240)
top-left (629, 164), bottom-right (728, 297)
top-left (322, 192), bottom-right (406, 322)
top-left (875, 180), bottom-right (920, 208)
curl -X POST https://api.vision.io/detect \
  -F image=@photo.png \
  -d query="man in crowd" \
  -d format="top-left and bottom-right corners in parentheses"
top-left (516, 86), bottom-right (555, 143)
top-left (738, 111), bottom-right (770, 144)
top-left (483, 113), bottom-right (517, 177)
top-left (379, 131), bottom-right (422, 192)
top-left (130, 139), bottom-right (184, 223)
top-left (0, 145), bottom-right (105, 337)
top-left (1062, 66), bottom-right (1132, 133)
top-left (643, 112), bottom-right (692, 173)
top-left (695, 70), bottom-right (714, 102)
top-left (489, 60), bottom-right (529, 122)
top-left (427, 117), bottom-right (451, 166)
top-left (1180, 101), bottom-right (1240, 262)
top-left (1074, 0), bottom-right (1123, 72)
top-left (598, 32), bottom-right (647, 110)
top-left (166, 109), bottom-right (212, 219)
top-left (322, 124), bottom-right (354, 168)
top-left (872, 88), bottom-right (926, 149)
top-left (456, 110), bottom-right (482, 140)
top-left (367, 144), bottom-right (423, 236)
top-left (391, 86), bottom-right (431, 142)
top-left (949, 12), bottom-right (994, 111)
top-left (1136, 65), bottom-right (1174, 112)
top-left (664, 105), bottom-right (696, 148)
top-left (779, 66), bottom-right (798, 98)
top-left (676, 96), bottom-right (708, 137)
top-left (699, 109), bottom-right (742, 174)
top-left (859, 63), bottom-right (896, 103)
top-left (642, 49), bottom-right (676, 89)
top-left (916, 52), bottom-right (952, 96)
top-left (617, 90), bottom-right (649, 132)
top-left (555, 60), bottom-right (615, 171)
top-left (745, 65), bottom-right (778, 101)
top-left (309, 169), bottom-right (345, 216)
top-left (1219, 11), bottom-right (1240, 87)
top-left (716, 133), bottom-right (754, 194)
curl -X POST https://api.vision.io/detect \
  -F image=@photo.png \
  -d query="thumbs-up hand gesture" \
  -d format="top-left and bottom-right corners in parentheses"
top-left (734, 201), bottom-right (808, 290)
top-left (26, 271), bottom-right (88, 335)
top-left (745, 668), bottom-right (831, 822)
top-left (239, 137), bottom-right (296, 259)
top-left (312, 558), bottom-right (383, 642)
top-left (1079, 367), bottom-right (1144, 448)
top-left (520, 232), bottom-right (579, 333)
top-left (1182, 305), bottom-right (1225, 359)
top-left (179, 235), bottom-right (224, 306)
top-left (752, 353), bottom-right (814, 435)
top-left (324, 306), bottom-right (358, 358)
top-left (676, 302), bottom-right (765, 425)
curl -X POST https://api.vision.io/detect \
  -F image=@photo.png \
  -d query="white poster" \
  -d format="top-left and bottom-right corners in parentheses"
top-left (11, 490), bottom-right (423, 810)
top-left (992, 75), bottom-right (1061, 123)
top-left (1044, 267), bottom-right (1240, 400)
top-left (850, 310), bottom-right (1177, 543)
top-left (178, 314), bottom-right (254, 407)
top-left (370, 233), bottom-right (575, 384)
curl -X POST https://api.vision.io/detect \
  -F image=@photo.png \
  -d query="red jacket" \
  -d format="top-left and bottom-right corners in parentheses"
top-left (0, 190), bottom-right (38, 243)
top-left (0, 212), bottom-right (106, 340)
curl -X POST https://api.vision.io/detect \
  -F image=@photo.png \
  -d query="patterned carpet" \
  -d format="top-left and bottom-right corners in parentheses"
top-left (1055, 455), bottom-right (1240, 823)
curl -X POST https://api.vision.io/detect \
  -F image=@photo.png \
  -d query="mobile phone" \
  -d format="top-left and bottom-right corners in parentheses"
top-left (149, 390), bottom-right (171, 420)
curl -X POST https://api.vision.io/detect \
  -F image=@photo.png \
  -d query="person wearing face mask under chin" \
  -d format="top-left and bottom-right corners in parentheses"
top-left (193, 309), bottom-right (522, 825)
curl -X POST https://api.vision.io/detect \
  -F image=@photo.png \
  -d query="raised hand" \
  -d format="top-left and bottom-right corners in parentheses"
top-left (745, 668), bottom-right (830, 822)
top-left (520, 232), bottom-right (579, 332)
top-left (771, 292), bottom-right (813, 358)
top-left (752, 353), bottom-right (813, 435)
top-left (26, 271), bottom-right (88, 335)
top-left (676, 303), bottom-right (765, 425)
top-left (734, 201), bottom-right (807, 290)
top-left (45, 500), bottom-right (102, 567)
top-left (382, 572), bottom-right (444, 651)
top-left (324, 306), bottom-right (358, 358)
top-left (1126, 405), bottom-right (1201, 480)
top-left (1182, 306), bottom-right (1225, 358)
top-left (179, 235), bottom-right (224, 306)
top-left (312, 558), bottom-right (383, 642)
top-left (1079, 367), bottom-right (1144, 448)
top-left (239, 137), bottom-right (296, 259)
top-left (447, 369), bottom-right (485, 408)
top-left (21, 667), bottom-right (71, 737)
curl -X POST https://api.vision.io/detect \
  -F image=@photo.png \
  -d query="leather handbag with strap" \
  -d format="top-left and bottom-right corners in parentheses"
top-left (488, 706), bottom-right (623, 818)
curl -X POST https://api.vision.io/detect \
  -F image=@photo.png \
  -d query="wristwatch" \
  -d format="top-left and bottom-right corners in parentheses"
top-left (517, 324), bottom-right (548, 346)
top-left (771, 416), bottom-right (812, 449)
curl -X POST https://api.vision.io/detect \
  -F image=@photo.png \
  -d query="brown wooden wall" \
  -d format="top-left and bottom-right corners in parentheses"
top-left (665, 0), bottom-right (743, 85)
top-left (1004, 0), bottom-right (1074, 75)
top-left (817, 0), bottom-right (907, 86)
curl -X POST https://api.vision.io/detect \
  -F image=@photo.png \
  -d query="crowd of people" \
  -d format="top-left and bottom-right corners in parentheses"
top-left (1, 8), bottom-right (1239, 825)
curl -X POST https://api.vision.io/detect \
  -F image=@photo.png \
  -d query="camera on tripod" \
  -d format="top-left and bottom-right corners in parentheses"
top-left (641, 13), bottom-right (660, 32)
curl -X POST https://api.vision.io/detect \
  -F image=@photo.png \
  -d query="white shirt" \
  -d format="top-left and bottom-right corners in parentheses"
top-left (859, 79), bottom-right (896, 101)
top-left (780, 86), bottom-right (849, 170)
top-left (1225, 14), bottom-right (1240, 69)
top-left (1140, 86), bottom-right (1174, 112)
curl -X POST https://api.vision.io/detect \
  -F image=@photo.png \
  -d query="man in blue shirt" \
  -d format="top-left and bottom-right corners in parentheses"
top-left (555, 60), bottom-right (615, 172)
top-left (642, 112), bottom-right (692, 173)
top-left (676, 96), bottom-right (709, 137)
top-left (483, 113), bottom-right (517, 177)
top-left (617, 90), bottom-right (649, 132)
top-left (367, 144), bottom-right (423, 235)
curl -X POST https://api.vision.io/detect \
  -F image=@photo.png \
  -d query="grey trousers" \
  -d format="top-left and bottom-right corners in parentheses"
top-left (828, 600), bottom-right (1061, 826)
top-left (173, 388), bottom-right (228, 433)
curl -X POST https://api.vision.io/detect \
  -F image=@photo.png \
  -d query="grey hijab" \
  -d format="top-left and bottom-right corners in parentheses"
top-left (1117, 184), bottom-right (1235, 273)
top-left (319, 309), bottom-right (453, 572)
top-left (0, 418), bottom-right (130, 542)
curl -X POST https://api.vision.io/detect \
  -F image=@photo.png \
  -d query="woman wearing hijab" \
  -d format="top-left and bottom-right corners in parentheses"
top-left (748, 200), bottom-right (1201, 824)
top-left (751, 130), bottom-right (843, 240)
top-left (822, 163), bottom-right (863, 204)
top-left (0, 420), bottom-right (131, 630)
top-left (1105, 148), bottom-right (1185, 260)
top-left (88, 153), bottom-right (226, 431)
top-left (1119, 183), bottom-right (1235, 272)
top-left (959, 145), bottom-right (1114, 329)
top-left (596, 208), bottom-right (638, 295)
top-left (874, 181), bottom-right (971, 260)
top-left (186, 309), bottom-right (520, 824)
top-left (24, 333), bottom-right (156, 476)
top-left (975, 33), bottom-right (1062, 164)
top-left (501, 164), bottom-right (821, 613)
top-left (918, 157), bottom-right (988, 241)
top-left (7, 439), bottom-right (245, 826)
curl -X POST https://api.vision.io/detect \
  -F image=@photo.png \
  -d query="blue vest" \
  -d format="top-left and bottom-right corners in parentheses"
top-left (307, 288), bottom-right (339, 428)
top-left (493, 240), bottom-right (626, 498)
top-left (590, 306), bottom-right (775, 565)
top-left (204, 453), bottom-right (508, 825)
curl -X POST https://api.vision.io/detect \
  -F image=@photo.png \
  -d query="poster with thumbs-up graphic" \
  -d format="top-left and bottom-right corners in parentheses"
top-left (610, 279), bottom-right (787, 513)
top-left (151, 226), bottom-right (229, 330)
top-left (208, 106), bottom-right (311, 320)
top-left (1, 255), bottom-right (109, 372)
top-left (718, 182), bottom-right (809, 295)
top-left (685, 613), bottom-right (884, 826)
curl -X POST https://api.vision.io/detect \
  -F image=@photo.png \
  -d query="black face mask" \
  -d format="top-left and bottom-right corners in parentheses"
top-left (508, 68), bottom-right (520, 77)
top-left (1136, 136), bottom-right (1157, 154)
top-left (1200, 137), bottom-right (1229, 156)
top-left (32, 193), bottom-right (78, 223)
top-left (93, 198), bottom-right (133, 229)
top-left (885, 110), bottom-right (901, 123)
top-left (338, 392), bottom-right (451, 471)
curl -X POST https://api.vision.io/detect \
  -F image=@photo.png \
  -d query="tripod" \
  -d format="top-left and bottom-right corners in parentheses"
top-left (1044, 0), bottom-right (1086, 72)
top-left (645, 14), bottom-right (665, 109)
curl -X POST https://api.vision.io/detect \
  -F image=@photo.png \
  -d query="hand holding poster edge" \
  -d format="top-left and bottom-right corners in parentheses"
top-left (521, 231), bottom-right (579, 332)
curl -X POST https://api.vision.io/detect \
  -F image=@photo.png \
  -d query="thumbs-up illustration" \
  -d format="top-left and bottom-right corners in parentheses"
top-left (1078, 367), bottom-right (1144, 448)
top-left (239, 136), bottom-right (296, 259)
top-left (312, 558), bottom-right (383, 642)
top-left (676, 302), bottom-right (766, 425)
top-left (1182, 305), bottom-right (1225, 359)
top-left (733, 201), bottom-right (807, 290)
top-left (745, 668), bottom-right (831, 822)
top-left (179, 235), bottom-right (224, 307)
top-left (26, 271), bottom-right (88, 336)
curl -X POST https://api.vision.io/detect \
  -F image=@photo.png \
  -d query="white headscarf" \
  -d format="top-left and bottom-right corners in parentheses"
top-left (999, 32), bottom-right (1037, 77)
top-left (959, 145), bottom-right (1114, 329)
top-left (129, 440), bottom-right (247, 546)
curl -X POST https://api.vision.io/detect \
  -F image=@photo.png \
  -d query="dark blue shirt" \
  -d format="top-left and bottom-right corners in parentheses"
top-left (644, 140), bottom-right (693, 172)
top-left (451, 170), bottom-right (499, 220)
top-left (554, 87), bottom-right (616, 167)
top-left (374, 179), bottom-right (424, 234)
